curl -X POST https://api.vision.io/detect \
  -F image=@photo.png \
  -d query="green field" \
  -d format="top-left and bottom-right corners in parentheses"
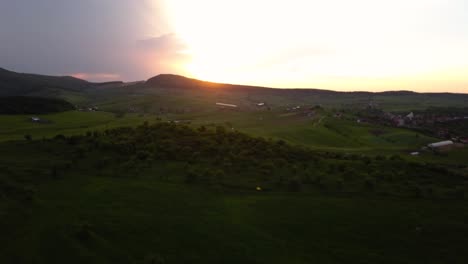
top-left (0, 111), bottom-right (155, 142)
top-left (0, 109), bottom-right (440, 155)
top-left (1, 138), bottom-right (467, 264)
top-left (3, 177), bottom-right (468, 264)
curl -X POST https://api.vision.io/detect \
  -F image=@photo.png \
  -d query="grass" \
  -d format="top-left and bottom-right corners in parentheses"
top-left (180, 110), bottom-right (438, 154)
top-left (2, 172), bottom-right (467, 264)
top-left (0, 109), bottom-right (441, 155)
top-left (0, 119), bottom-right (466, 264)
top-left (0, 111), bottom-right (155, 142)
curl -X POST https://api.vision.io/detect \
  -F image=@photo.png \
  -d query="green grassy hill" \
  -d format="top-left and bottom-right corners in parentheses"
top-left (0, 122), bottom-right (467, 264)
top-left (0, 96), bottom-right (75, 114)
top-left (0, 68), bottom-right (93, 102)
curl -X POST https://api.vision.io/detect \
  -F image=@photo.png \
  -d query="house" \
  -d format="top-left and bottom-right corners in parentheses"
top-left (428, 140), bottom-right (454, 149)
top-left (406, 112), bottom-right (414, 120)
top-left (30, 117), bottom-right (41, 122)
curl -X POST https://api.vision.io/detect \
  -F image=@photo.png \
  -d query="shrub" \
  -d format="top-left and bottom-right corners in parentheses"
top-left (185, 169), bottom-right (199, 184)
top-left (74, 222), bottom-right (93, 242)
top-left (288, 177), bottom-right (302, 192)
top-left (453, 187), bottom-right (465, 199)
top-left (364, 177), bottom-right (376, 191)
top-left (143, 253), bottom-right (166, 264)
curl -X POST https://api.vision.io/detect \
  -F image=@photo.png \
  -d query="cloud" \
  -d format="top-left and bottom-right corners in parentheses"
top-left (137, 33), bottom-right (190, 62)
top-left (69, 73), bottom-right (121, 82)
top-left (136, 33), bottom-right (191, 76)
top-left (0, 0), bottom-right (172, 81)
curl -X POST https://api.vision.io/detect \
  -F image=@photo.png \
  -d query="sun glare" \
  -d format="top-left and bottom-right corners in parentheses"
top-left (162, 0), bottom-right (468, 92)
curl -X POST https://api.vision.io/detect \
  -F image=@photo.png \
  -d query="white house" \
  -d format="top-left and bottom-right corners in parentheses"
top-left (406, 112), bottom-right (414, 120)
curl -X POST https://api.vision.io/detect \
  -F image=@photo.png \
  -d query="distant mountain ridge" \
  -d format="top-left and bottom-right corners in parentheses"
top-left (146, 74), bottom-right (269, 91)
top-left (0, 67), bottom-right (92, 97)
top-left (0, 96), bottom-right (75, 114)
top-left (0, 67), bottom-right (467, 111)
top-left (145, 73), bottom-right (463, 96)
top-left (1, 67), bottom-right (466, 96)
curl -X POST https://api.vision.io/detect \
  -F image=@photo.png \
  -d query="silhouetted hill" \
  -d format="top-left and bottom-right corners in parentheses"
top-left (144, 74), bottom-right (468, 96)
top-left (0, 96), bottom-right (75, 114)
top-left (1, 68), bottom-right (467, 111)
top-left (0, 68), bottom-right (92, 97)
top-left (146, 74), bottom-right (241, 90)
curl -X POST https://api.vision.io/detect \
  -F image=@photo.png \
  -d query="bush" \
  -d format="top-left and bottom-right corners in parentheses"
top-left (74, 222), bottom-right (93, 241)
top-left (335, 178), bottom-right (344, 190)
top-left (143, 253), bottom-right (166, 264)
top-left (288, 177), bottom-right (302, 192)
top-left (409, 184), bottom-right (423, 198)
top-left (452, 187), bottom-right (465, 199)
top-left (185, 170), bottom-right (199, 184)
top-left (364, 177), bottom-right (376, 191)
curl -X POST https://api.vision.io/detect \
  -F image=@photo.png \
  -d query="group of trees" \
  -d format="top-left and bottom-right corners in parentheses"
top-left (0, 96), bottom-right (75, 114)
top-left (40, 121), bottom-right (467, 199)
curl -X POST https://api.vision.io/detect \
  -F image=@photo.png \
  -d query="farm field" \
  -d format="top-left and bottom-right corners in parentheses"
top-left (0, 111), bottom-right (155, 142)
top-left (0, 109), bottom-right (441, 155)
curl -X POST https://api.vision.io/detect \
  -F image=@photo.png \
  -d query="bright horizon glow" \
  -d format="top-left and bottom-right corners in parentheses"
top-left (161, 0), bottom-right (468, 93)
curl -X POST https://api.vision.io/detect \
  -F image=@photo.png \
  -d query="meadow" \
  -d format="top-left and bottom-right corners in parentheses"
top-left (0, 111), bottom-right (154, 142)
top-left (0, 125), bottom-right (467, 264)
top-left (0, 109), bottom-right (439, 155)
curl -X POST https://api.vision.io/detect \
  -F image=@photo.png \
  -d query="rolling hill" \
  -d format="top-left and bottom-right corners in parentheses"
top-left (0, 96), bottom-right (75, 114)
top-left (0, 68), bottom-right (91, 96)
top-left (2, 68), bottom-right (468, 112)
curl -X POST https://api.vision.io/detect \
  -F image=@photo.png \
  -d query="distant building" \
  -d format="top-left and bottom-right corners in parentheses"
top-left (257, 102), bottom-right (265, 106)
top-left (428, 140), bottom-right (454, 149)
top-left (410, 152), bottom-right (420, 156)
top-left (406, 112), bottom-right (414, 120)
top-left (30, 117), bottom-right (41, 122)
top-left (216, 102), bottom-right (238, 108)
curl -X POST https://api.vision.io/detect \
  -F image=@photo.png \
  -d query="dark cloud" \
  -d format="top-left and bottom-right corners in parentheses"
top-left (0, 0), bottom-right (175, 81)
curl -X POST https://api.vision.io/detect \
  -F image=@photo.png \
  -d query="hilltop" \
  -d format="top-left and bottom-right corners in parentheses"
top-left (0, 68), bottom-right (91, 96)
top-left (0, 96), bottom-right (75, 114)
top-left (1, 67), bottom-right (467, 111)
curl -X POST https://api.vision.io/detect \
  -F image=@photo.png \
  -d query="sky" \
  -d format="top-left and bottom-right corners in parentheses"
top-left (0, 0), bottom-right (467, 93)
